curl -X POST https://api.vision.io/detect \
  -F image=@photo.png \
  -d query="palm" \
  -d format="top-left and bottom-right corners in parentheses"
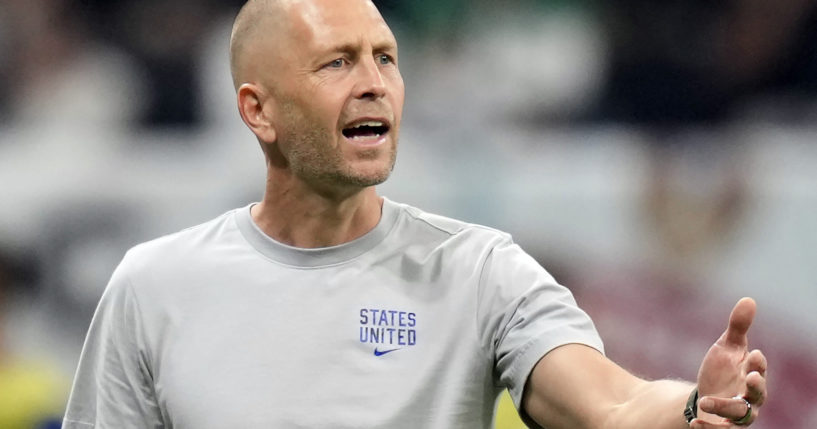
top-left (697, 306), bottom-right (751, 399)
top-left (691, 298), bottom-right (767, 427)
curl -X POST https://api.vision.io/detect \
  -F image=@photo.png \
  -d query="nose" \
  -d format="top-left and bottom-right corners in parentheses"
top-left (353, 56), bottom-right (387, 99)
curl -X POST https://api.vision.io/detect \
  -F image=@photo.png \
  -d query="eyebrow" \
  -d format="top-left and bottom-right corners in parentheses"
top-left (324, 39), bottom-right (397, 56)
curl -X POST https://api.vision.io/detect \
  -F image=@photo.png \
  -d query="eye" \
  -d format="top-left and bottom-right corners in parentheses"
top-left (326, 58), bottom-right (345, 69)
top-left (377, 54), bottom-right (394, 65)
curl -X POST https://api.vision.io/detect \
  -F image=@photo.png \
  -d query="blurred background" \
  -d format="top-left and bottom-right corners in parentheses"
top-left (1, 0), bottom-right (816, 427)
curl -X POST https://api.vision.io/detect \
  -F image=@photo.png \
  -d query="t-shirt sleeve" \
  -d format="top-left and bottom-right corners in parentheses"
top-left (63, 256), bottom-right (164, 428)
top-left (476, 236), bottom-right (604, 417)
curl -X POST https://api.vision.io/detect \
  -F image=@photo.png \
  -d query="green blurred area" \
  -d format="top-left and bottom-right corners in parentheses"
top-left (376, 0), bottom-right (595, 42)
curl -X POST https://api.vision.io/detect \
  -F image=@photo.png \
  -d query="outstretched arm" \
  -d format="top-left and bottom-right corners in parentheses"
top-left (522, 298), bottom-right (767, 428)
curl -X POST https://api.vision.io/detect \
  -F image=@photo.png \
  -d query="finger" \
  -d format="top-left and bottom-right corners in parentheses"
top-left (689, 418), bottom-right (732, 428)
top-left (745, 349), bottom-right (767, 377)
top-left (744, 371), bottom-right (767, 406)
top-left (698, 396), bottom-right (753, 422)
top-left (721, 297), bottom-right (756, 348)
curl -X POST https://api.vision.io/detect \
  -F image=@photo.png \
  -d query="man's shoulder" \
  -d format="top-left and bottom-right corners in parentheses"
top-left (391, 199), bottom-right (512, 245)
top-left (121, 206), bottom-right (244, 272)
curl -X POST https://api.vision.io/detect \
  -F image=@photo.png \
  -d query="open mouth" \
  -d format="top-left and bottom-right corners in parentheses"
top-left (342, 120), bottom-right (390, 140)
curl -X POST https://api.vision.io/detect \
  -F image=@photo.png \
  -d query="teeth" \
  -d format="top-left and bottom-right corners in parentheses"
top-left (352, 121), bottom-right (384, 128)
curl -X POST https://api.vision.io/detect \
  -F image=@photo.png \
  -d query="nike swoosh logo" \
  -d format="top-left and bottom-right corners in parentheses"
top-left (373, 347), bottom-right (402, 356)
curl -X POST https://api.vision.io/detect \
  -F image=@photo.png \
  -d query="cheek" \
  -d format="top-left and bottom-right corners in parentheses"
top-left (389, 74), bottom-right (406, 118)
top-left (314, 97), bottom-right (347, 136)
top-left (309, 81), bottom-right (348, 123)
top-left (289, 100), bottom-right (341, 139)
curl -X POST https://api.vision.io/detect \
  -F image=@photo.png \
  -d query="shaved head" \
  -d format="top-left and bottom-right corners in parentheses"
top-left (230, 0), bottom-right (383, 91)
top-left (229, 0), bottom-right (287, 90)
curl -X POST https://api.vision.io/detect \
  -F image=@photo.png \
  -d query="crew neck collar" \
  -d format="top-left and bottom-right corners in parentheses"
top-left (235, 197), bottom-right (399, 268)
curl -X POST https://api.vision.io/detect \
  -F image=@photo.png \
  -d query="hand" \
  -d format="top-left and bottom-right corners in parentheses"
top-left (691, 298), bottom-right (768, 428)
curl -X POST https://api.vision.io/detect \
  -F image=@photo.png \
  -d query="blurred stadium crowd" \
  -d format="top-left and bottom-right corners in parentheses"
top-left (1, 0), bottom-right (816, 427)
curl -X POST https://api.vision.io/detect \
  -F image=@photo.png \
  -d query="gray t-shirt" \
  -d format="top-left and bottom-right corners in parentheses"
top-left (63, 198), bottom-right (603, 428)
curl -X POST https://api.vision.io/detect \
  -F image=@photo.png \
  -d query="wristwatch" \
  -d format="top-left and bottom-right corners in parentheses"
top-left (684, 387), bottom-right (699, 424)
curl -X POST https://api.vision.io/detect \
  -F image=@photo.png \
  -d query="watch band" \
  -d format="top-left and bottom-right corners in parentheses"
top-left (684, 387), bottom-right (699, 424)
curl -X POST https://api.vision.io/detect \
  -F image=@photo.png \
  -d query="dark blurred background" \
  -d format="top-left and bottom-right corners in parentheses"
top-left (1, 0), bottom-right (816, 427)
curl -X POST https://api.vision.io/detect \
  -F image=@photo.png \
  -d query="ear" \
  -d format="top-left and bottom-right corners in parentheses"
top-left (237, 83), bottom-right (277, 144)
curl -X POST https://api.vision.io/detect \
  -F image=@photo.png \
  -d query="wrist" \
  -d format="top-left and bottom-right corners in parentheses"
top-left (683, 387), bottom-right (698, 425)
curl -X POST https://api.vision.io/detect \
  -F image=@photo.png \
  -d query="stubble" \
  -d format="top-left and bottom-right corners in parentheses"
top-left (278, 101), bottom-right (397, 191)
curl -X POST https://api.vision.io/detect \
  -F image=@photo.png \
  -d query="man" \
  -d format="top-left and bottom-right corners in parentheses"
top-left (63, 0), bottom-right (767, 428)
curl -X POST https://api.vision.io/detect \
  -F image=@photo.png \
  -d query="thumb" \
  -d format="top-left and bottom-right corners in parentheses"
top-left (720, 297), bottom-right (756, 348)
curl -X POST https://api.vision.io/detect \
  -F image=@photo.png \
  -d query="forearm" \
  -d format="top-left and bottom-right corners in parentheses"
top-left (524, 345), bottom-right (696, 429)
top-left (525, 300), bottom-right (766, 429)
top-left (605, 379), bottom-right (694, 429)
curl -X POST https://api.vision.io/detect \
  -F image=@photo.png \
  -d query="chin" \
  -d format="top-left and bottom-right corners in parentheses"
top-left (345, 151), bottom-right (396, 186)
top-left (345, 169), bottom-right (393, 188)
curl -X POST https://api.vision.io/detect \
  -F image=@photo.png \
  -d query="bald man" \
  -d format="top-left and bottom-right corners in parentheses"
top-left (63, 1), bottom-right (767, 428)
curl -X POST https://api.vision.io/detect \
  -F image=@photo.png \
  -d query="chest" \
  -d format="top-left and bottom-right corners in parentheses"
top-left (144, 266), bottom-right (494, 428)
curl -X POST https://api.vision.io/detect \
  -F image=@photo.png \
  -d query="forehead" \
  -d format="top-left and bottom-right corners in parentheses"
top-left (286, 0), bottom-right (396, 51)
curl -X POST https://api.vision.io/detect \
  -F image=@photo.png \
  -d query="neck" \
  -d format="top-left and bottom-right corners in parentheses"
top-left (251, 172), bottom-right (384, 248)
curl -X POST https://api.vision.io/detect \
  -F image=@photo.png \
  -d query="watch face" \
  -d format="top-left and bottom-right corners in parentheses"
top-left (684, 388), bottom-right (699, 423)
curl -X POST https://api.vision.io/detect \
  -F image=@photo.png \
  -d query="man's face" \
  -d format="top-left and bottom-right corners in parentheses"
top-left (258, 0), bottom-right (404, 192)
